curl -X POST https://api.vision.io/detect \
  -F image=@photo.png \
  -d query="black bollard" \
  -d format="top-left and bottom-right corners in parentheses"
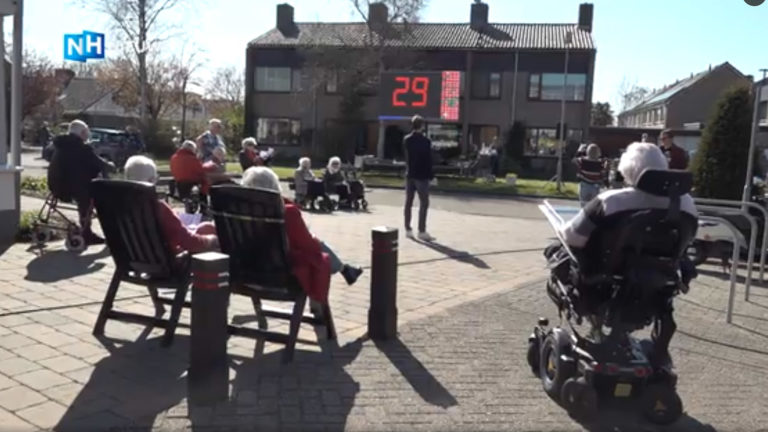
top-left (368, 226), bottom-right (399, 340)
top-left (188, 252), bottom-right (230, 405)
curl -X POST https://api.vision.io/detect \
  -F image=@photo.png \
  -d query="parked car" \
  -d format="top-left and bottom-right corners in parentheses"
top-left (89, 128), bottom-right (132, 169)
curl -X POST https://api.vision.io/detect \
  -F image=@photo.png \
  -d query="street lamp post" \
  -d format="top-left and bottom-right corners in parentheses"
top-left (556, 31), bottom-right (572, 192)
top-left (742, 68), bottom-right (768, 207)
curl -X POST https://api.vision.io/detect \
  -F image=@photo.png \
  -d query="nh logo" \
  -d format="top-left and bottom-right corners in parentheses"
top-left (63, 31), bottom-right (105, 62)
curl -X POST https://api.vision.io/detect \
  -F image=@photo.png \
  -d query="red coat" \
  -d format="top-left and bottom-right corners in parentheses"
top-left (283, 200), bottom-right (331, 303)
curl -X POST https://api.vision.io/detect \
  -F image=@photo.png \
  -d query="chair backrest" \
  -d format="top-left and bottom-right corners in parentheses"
top-left (209, 185), bottom-right (297, 289)
top-left (91, 179), bottom-right (177, 280)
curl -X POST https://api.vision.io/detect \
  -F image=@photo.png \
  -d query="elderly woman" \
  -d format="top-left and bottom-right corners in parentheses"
top-left (294, 157), bottom-right (316, 203)
top-left (559, 142), bottom-right (698, 374)
top-left (239, 137), bottom-right (261, 171)
top-left (572, 143), bottom-right (605, 207)
top-left (124, 155), bottom-right (218, 254)
top-left (323, 156), bottom-right (350, 203)
top-left (241, 166), bottom-right (363, 302)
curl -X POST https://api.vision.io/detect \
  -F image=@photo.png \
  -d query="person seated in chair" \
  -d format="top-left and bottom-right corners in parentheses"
top-left (323, 156), bottom-right (350, 203)
top-left (239, 137), bottom-right (262, 171)
top-left (293, 157), bottom-right (316, 203)
top-left (170, 141), bottom-right (230, 197)
top-left (558, 142), bottom-right (698, 374)
top-left (241, 167), bottom-right (363, 301)
top-left (47, 119), bottom-right (116, 246)
top-left (125, 155), bottom-right (219, 254)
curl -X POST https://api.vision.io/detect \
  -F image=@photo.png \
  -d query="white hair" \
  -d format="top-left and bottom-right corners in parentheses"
top-left (124, 155), bottom-right (158, 184)
top-left (209, 118), bottom-right (222, 127)
top-left (181, 140), bottom-right (197, 152)
top-left (618, 142), bottom-right (669, 186)
top-left (241, 137), bottom-right (257, 150)
top-left (298, 157), bottom-right (311, 169)
top-left (242, 166), bottom-right (282, 193)
top-left (586, 143), bottom-right (601, 159)
top-left (68, 120), bottom-right (89, 140)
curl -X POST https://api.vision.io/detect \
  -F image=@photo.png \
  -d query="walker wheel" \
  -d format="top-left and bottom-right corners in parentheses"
top-left (33, 228), bottom-right (51, 246)
top-left (361, 199), bottom-right (368, 211)
top-left (65, 234), bottom-right (86, 253)
top-left (642, 384), bottom-right (683, 425)
top-left (561, 377), bottom-right (598, 421)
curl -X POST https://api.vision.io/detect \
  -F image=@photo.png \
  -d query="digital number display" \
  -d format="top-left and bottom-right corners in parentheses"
top-left (380, 72), bottom-right (442, 119)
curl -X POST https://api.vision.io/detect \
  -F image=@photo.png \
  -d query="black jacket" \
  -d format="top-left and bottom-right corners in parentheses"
top-left (403, 131), bottom-right (433, 180)
top-left (47, 134), bottom-right (112, 201)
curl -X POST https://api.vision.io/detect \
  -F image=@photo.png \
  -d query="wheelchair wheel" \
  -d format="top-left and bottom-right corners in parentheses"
top-left (65, 233), bottom-right (86, 253)
top-left (352, 200), bottom-right (360, 211)
top-left (527, 335), bottom-right (540, 376)
top-left (539, 333), bottom-right (575, 399)
top-left (642, 383), bottom-right (683, 425)
top-left (33, 227), bottom-right (52, 246)
top-left (687, 240), bottom-right (708, 266)
top-left (361, 199), bottom-right (368, 211)
top-left (561, 377), bottom-right (598, 421)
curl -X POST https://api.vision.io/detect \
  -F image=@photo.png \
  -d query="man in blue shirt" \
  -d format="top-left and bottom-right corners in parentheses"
top-left (403, 115), bottom-right (435, 242)
top-left (196, 119), bottom-right (224, 162)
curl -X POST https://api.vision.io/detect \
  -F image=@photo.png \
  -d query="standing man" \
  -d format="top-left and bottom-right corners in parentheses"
top-left (659, 129), bottom-right (688, 170)
top-left (37, 121), bottom-right (52, 158)
top-left (403, 115), bottom-right (435, 242)
top-left (196, 119), bottom-right (225, 162)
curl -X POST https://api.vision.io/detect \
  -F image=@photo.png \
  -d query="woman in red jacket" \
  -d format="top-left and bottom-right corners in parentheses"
top-left (241, 166), bottom-right (363, 305)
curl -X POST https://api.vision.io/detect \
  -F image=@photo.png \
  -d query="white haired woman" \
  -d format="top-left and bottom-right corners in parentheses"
top-left (239, 137), bottom-right (261, 171)
top-left (323, 156), bottom-right (350, 203)
top-left (241, 166), bottom-right (363, 303)
top-left (572, 143), bottom-right (605, 207)
top-left (124, 155), bottom-right (219, 254)
top-left (293, 157), bottom-right (316, 203)
top-left (557, 142), bottom-right (698, 374)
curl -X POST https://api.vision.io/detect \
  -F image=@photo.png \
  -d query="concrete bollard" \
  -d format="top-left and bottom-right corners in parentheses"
top-left (368, 227), bottom-right (399, 340)
top-left (188, 252), bottom-right (230, 405)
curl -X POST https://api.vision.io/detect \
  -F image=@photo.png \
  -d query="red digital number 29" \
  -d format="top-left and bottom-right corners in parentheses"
top-left (392, 76), bottom-right (430, 107)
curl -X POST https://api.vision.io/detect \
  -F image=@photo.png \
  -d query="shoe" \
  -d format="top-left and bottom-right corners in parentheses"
top-left (417, 231), bottom-right (435, 242)
top-left (405, 229), bottom-right (415, 239)
top-left (341, 265), bottom-right (363, 286)
top-left (83, 231), bottom-right (105, 246)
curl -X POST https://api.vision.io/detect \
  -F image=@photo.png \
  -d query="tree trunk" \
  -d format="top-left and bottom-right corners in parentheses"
top-left (181, 76), bottom-right (188, 140)
top-left (138, 0), bottom-right (148, 126)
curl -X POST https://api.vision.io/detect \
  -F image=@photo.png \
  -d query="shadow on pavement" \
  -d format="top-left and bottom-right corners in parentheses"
top-left (54, 335), bottom-right (189, 431)
top-left (414, 240), bottom-right (491, 269)
top-left (695, 267), bottom-right (768, 289)
top-left (373, 338), bottom-right (458, 409)
top-left (25, 246), bottom-right (110, 283)
top-left (577, 407), bottom-right (717, 432)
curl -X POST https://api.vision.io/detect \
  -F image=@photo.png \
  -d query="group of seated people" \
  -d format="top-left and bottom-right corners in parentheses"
top-left (126, 155), bottom-right (364, 304)
top-left (293, 156), bottom-right (353, 204)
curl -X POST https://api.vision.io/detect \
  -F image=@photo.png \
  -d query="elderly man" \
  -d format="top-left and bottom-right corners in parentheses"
top-left (170, 141), bottom-right (231, 196)
top-left (47, 119), bottom-right (115, 246)
top-left (572, 143), bottom-right (605, 207)
top-left (124, 155), bottom-right (218, 254)
top-left (196, 119), bottom-right (225, 162)
top-left (559, 142), bottom-right (698, 375)
top-left (659, 129), bottom-right (688, 170)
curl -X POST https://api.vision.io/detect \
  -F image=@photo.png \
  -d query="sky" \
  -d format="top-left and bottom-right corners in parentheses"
top-left (9, 0), bottom-right (768, 112)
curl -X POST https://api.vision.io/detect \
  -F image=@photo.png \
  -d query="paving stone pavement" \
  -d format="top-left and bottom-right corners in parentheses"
top-left (0, 197), bottom-right (766, 431)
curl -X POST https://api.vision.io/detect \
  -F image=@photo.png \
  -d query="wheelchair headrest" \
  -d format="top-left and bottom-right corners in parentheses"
top-left (635, 169), bottom-right (692, 197)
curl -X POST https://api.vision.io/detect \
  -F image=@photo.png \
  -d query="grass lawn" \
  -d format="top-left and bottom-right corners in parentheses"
top-left (152, 159), bottom-right (577, 199)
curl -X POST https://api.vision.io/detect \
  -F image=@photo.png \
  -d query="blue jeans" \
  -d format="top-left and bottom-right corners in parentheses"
top-left (579, 182), bottom-right (600, 207)
top-left (320, 241), bottom-right (343, 274)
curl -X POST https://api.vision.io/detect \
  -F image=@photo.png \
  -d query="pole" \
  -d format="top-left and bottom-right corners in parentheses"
top-left (0, 18), bottom-right (6, 166)
top-left (743, 69), bottom-right (768, 207)
top-left (510, 50), bottom-right (519, 125)
top-left (557, 44), bottom-right (570, 192)
top-left (188, 252), bottom-right (230, 405)
top-left (11, 0), bottom-right (23, 167)
top-left (368, 226), bottom-right (398, 340)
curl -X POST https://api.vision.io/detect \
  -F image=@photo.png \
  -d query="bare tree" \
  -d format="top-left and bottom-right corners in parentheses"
top-left (617, 77), bottom-right (650, 113)
top-left (170, 46), bottom-right (205, 140)
top-left (81, 0), bottom-right (187, 125)
top-left (207, 66), bottom-right (244, 107)
top-left (22, 50), bottom-right (62, 120)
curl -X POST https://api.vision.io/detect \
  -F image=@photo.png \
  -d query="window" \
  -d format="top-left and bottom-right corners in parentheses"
top-left (255, 67), bottom-right (291, 92)
top-left (528, 73), bottom-right (587, 101)
top-left (325, 70), bottom-right (338, 93)
top-left (524, 128), bottom-right (559, 156)
top-left (469, 125), bottom-right (500, 152)
top-left (256, 118), bottom-right (301, 145)
top-left (759, 101), bottom-right (767, 125)
top-left (471, 71), bottom-right (502, 99)
top-left (292, 69), bottom-right (303, 92)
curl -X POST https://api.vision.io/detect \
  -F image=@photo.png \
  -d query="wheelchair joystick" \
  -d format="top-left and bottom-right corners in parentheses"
top-left (537, 317), bottom-right (549, 327)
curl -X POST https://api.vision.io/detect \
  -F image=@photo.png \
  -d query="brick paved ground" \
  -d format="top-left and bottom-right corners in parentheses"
top-left (1, 197), bottom-right (767, 431)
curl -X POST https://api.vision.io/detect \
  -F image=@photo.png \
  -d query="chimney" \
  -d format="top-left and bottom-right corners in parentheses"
top-left (470, 1), bottom-right (489, 32)
top-left (276, 3), bottom-right (295, 35)
top-left (368, 2), bottom-right (388, 29)
top-left (578, 3), bottom-right (594, 33)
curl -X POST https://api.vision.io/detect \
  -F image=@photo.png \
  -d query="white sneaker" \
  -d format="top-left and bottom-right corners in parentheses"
top-left (417, 231), bottom-right (435, 242)
top-left (405, 229), bottom-right (415, 239)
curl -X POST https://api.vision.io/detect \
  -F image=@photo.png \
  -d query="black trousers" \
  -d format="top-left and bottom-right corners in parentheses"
top-left (404, 178), bottom-right (430, 233)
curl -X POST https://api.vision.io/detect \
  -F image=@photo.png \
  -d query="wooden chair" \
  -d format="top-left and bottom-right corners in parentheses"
top-left (209, 184), bottom-right (336, 363)
top-left (90, 179), bottom-right (191, 346)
